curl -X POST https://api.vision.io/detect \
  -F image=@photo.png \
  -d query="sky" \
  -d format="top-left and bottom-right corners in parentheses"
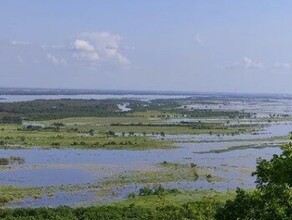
top-left (1, 1), bottom-right (292, 94)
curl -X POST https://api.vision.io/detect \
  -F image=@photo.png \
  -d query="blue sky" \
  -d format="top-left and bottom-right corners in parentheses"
top-left (1, 1), bottom-right (292, 93)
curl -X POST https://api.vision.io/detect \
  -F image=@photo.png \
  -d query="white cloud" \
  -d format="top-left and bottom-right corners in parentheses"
top-left (11, 41), bottom-right (31, 46)
top-left (47, 53), bottom-right (67, 65)
top-left (273, 62), bottom-right (291, 70)
top-left (74, 39), bottom-right (95, 52)
top-left (224, 57), bottom-right (264, 70)
top-left (222, 58), bottom-right (292, 73)
top-left (72, 32), bottom-right (130, 65)
top-left (243, 57), bottom-right (263, 69)
top-left (72, 39), bottom-right (99, 62)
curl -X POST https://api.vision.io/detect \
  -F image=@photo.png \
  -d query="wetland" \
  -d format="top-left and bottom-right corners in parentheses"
top-left (0, 92), bottom-right (292, 211)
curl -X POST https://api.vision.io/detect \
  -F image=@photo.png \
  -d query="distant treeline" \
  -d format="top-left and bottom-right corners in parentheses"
top-left (0, 99), bottom-right (124, 120)
top-left (0, 98), bottom-right (253, 121)
top-left (171, 109), bottom-right (252, 119)
top-left (0, 116), bottom-right (22, 124)
top-left (128, 98), bottom-right (252, 119)
top-left (110, 122), bottom-right (225, 129)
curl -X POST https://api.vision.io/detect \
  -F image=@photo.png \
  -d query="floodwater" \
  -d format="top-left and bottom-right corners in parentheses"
top-left (157, 122), bottom-right (292, 142)
top-left (1, 121), bottom-right (289, 207)
top-left (1, 146), bottom-right (281, 207)
top-left (184, 98), bottom-right (292, 118)
top-left (0, 142), bottom-right (283, 187)
top-left (1, 95), bottom-right (292, 207)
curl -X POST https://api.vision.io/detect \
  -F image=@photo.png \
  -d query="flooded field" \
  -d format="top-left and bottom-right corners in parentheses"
top-left (0, 94), bottom-right (292, 208)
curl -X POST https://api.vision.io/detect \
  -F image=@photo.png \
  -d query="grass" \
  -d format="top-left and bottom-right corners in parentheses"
top-left (0, 160), bottom-right (225, 207)
top-left (38, 116), bottom-right (161, 126)
top-left (0, 114), bottom-right (257, 150)
top-left (0, 124), bottom-right (173, 150)
top-left (115, 189), bottom-right (236, 208)
top-left (0, 186), bottom-right (44, 205)
top-left (0, 186), bottom-right (237, 220)
top-left (97, 162), bottom-right (224, 199)
top-left (38, 116), bottom-right (257, 135)
top-left (0, 184), bottom-right (235, 212)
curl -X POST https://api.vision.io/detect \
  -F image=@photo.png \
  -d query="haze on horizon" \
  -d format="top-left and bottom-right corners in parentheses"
top-left (1, 1), bottom-right (292, 94)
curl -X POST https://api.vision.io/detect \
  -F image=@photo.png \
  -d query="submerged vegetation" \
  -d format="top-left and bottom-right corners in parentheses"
top-left (99, 162), bottom-right (220, 190)
top-left (0, 187), bottom-right (234, 220)
top-left (0, 156), bottom-right (25, 166)
top-left (1, 143), bottom-right (291, 219)
top-left (0, 96), bottom-right (291, 219)
top-left (0, 186), bottom-right (43, 205)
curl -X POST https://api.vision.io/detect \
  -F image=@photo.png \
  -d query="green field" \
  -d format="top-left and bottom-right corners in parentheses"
top-left (0, 186), bottom-right (45, 205)
top-left (0, 124), bottom-right (173, 150)
top-left (0, 187), bottom-right (236, 220)
top-left (0, 114), bottom-right (258, 150)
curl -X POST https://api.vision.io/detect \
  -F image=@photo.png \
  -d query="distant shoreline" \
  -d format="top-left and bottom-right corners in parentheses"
top-left (0, 87), bottom-right (292, 99)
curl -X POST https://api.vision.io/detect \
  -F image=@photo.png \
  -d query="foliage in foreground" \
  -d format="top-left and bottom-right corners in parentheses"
top-left (0, 198), bottom-right (222, 220)
top-left (216, 142), bottom-right (292, 220)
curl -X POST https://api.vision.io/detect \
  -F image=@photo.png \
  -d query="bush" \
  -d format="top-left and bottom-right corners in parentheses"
top-left (215, 143), bottom-right (292, 220)
top-left (0, 158), bottom-right (9, 165)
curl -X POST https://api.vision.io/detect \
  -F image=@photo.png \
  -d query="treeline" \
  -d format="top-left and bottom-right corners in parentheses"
top-left (0, 98), bottom-right (253, 121)
top-left (129, 98), bottom-right (252, 119)
top-left (0, 116), bottom-right (22, 124)
top-left (130, 100), bottom-right (253, 119)
top-left (170, 109), bottom-right (253, 119)
top-left (110, 122), bottom-right (225, 129)
top-left (127, 99), bottom-right (181, 112)
top-left (0, 99), bottom-right (124, 120)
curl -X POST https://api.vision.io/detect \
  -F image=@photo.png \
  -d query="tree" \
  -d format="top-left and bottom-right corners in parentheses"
top-left (215, 143), bottom-right (292, 220)
top-left (89, 129), bottom-right (94, 136)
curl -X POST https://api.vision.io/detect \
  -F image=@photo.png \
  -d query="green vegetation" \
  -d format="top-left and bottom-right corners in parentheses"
top-left (33, 114), bottom-right (256, 136)
top-left (98, 162), bottom-right (222, 198)
top-left (0, 99), bottom-right (122, 120)
top-left (0, 123), bottom-right (172, 150)
top-left (215, 143), bottom-right (292, 219)
top-left (195, 143), bottom-right (282, 154)
top-left (0, 111), bottom-right (256, 150)
top-left (0, 156), bottom-right (25, 165)
top-left (124, 186), bottom-right (235, 207)
top-left (0, 202), bottom-right (217, 220)
top-left (0, 99), bottom-right (259, 150)
top-left (166, 108), bottom-right (252, 119)
top-left (0, 186), bottom-right (44, 205)
top-left (0, 188), bottom-right (235, 220)
top-left (0, 98), bottom-right (254, 121)
top-left (0, 116), bottom-right (22, 124)
top-left (1, 142), bottom-right (290, 219)
top-left (0, 98), bottom-right (288, 219)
